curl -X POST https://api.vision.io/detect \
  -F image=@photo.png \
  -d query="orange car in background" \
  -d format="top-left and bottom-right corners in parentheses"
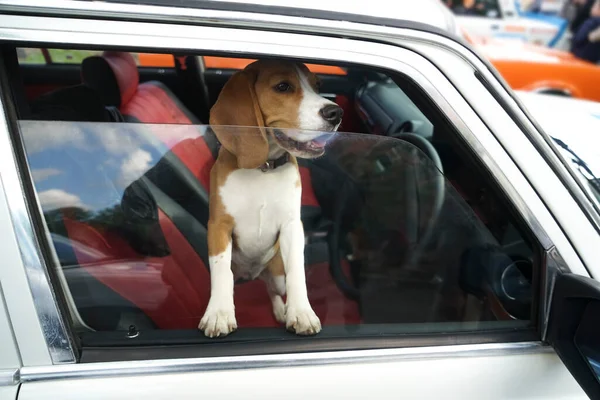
top-left (462, 30), bottom-right (600, 100)
top-left (138, 34), bottom-right (600, 102)
top-left (138, 54), bottom-right (347, 76)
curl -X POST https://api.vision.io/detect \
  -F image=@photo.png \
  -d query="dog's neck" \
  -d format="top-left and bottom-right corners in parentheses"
top-left (267, 134), bottom-right (285, 159)
top-left (258, 135), bottom-right (289, 172)
top-left (258, 152), bottom-right (289, 172)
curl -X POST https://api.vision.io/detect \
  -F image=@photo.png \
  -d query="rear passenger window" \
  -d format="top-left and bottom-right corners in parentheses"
top-left (9, 47), bottom-right (539, 358)
top-left (17, 48), bottom-right (46, 65)
top-left (18, 48), bottom-right (168, 67)
top-left (47, 49), bottom-right (103, 64)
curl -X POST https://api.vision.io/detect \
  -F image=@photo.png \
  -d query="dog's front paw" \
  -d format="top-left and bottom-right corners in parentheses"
top-left (199, 307), bottom-right (237, 338)
top-left (285, 306), bottom-right (321, 335)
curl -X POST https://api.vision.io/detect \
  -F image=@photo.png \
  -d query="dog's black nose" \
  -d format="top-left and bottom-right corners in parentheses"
top-left (319, 104), bottom-right (343, 124)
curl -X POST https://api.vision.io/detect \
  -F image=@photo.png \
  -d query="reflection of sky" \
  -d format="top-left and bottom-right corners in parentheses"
top-left (19, 121), bottom-right (206, 214)
top-left (589, 357), bottom-right (600, 378)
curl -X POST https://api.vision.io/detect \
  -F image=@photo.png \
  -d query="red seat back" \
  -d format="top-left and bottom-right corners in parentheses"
top-left (82, 51), bottom-right (197, 125)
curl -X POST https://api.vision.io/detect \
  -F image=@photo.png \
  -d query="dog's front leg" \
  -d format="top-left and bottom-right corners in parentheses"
top-left (280, 219), bottom-right (322, 335)
top-left (199, 221), bottom-right (237, 338)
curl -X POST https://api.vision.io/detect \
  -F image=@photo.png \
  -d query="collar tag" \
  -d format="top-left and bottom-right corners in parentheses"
top-left (259, 161), bottom-right (271, 172)
top-left (259, 153), bottom-right (289, 172)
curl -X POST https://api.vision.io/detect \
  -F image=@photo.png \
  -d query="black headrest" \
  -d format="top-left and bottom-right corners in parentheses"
top-left (30, 85), bottom-right (111, 122)
top-left (81, 56), bottom-right (122, 108)
top-left (81, 52), bottom-right (139, 108)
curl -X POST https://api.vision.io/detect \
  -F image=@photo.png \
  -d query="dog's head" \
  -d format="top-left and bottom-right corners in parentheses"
top-left (209, 59), bottom-right (343, 169)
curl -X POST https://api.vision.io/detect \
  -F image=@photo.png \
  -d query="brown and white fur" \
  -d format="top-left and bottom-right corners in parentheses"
top-left (198, 60), bottom-right (343, 338)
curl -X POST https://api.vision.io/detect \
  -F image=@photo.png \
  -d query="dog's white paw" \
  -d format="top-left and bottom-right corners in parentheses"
top-left (199, 307), bottom-right (237, 338)
top-left (285, 306), bottom-right (321, 335)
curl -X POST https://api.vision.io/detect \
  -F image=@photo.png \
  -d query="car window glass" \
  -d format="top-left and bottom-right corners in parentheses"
top-left (12, 48), bottom-right (539, 356)
top-left (18, 120), bottom-right (535, 332)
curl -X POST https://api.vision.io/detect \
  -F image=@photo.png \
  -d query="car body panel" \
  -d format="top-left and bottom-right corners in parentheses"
top-left (0, 389), bottom-right (17, 400)
top-left (520, 0), bottom-right (567, 15)
top-left (515, 90), bottom-right (600, 212)
top-left (16, 350), bottom-right (585, 400)
top-left (516, 90), bottom-right (600, 134)
top-left (0, 288), bottom-right (20, 370)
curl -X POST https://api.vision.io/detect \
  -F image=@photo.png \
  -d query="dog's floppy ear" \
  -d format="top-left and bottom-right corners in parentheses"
top-left (209, 66), bottom-right (269, 169)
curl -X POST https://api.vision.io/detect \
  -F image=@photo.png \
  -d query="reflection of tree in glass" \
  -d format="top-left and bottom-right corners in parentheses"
top-left (44, 199), bottom-right (170, 263)
top-left (44, 205), bottom-right (124, 237)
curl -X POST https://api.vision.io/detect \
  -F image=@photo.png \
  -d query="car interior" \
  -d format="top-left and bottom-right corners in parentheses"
top-left (5, 46), bottom-right (540, 350)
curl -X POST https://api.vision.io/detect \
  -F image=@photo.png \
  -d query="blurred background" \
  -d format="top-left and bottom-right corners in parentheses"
top-left (440, 0), bottom-right (600, 102)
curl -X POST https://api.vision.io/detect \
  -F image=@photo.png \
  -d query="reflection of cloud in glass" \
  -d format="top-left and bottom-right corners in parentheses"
top-left (96, 124), bottom-right (143, 155)
top-left (19, 121), bottom-right (89, 154)
top-left (38, 189), bottom-right (88, 211)
top-left (118, 149), bottom-right (153, 188)
top-left (19, 121), bottom-right (212, 212)
top-left (31, 168), bottom-right (62, 182)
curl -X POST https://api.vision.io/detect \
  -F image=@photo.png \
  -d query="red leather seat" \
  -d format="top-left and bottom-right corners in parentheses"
top-left (80, 51), bottom-right (326, 199)
top-left (82, 51), bottom-right (198, 125)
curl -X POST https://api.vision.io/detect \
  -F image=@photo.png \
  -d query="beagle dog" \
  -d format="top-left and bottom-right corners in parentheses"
top-left (199, 59), bottom-right (343, 338)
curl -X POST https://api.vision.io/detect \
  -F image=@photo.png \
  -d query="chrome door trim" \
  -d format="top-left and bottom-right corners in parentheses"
top-left (18, 341), bottom-right (550, 383)
top-left (0, 14), bottom-right (581, 365)
top-left (0, 76), bottom-right (75, 364)
top-left (0, 369), bottom-right (19, 387)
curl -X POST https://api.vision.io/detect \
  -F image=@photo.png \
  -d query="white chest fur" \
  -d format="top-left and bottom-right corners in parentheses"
top-left (218, 162), bottom-right (301, 279)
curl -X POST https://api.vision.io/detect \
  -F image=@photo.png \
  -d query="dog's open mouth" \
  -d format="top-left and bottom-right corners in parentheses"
top-left (273, 129), bottom-right (334, 157)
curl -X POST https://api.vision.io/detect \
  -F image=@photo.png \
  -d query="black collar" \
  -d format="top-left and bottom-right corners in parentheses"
top-left (259, 153), bottom-right (289, 172)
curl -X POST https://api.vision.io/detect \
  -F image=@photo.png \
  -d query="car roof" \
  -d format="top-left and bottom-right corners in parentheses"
top-left (86, 0), bottom-right (458, 33)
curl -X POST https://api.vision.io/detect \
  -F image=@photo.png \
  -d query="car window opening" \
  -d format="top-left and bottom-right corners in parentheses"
top-left (9, 46), bottom-right (540, 356)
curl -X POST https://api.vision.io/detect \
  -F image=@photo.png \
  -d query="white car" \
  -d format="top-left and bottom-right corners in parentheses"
top-left (450, 0), bottom-right (572, 49)
top-left (0, 0), bottom-right (600, 399)
top-left (520, 0), bottom-right (568, 15)
top-left (516, 90), bottom-right (600, 207)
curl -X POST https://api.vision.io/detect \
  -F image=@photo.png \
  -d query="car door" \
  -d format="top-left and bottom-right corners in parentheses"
top-left (0, 3), bottom-right (599, 399)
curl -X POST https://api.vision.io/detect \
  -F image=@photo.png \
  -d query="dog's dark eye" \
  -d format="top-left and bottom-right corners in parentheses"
top-left (274, 82), bottom-right (292, 93)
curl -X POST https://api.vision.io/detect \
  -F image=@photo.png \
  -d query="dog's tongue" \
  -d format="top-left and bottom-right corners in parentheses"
top-left (310, 134), bottom-right (332, 148)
